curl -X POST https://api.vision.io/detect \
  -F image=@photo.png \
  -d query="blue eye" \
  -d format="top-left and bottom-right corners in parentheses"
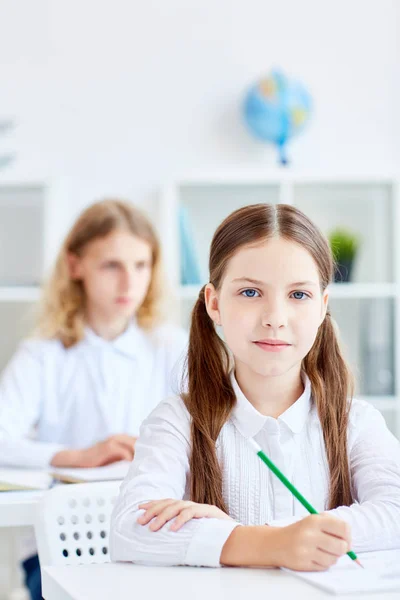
top-left (291, 291), bottom-right (308, 300)
top-left (241, 289), bottom-right (259, 298)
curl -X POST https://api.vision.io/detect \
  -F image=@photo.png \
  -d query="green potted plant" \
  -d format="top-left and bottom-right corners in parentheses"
top-left (328, 228), bottom-right (360, 283)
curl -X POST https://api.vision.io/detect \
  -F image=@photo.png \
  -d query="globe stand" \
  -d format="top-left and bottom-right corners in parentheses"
top-left (278, 143), bottom-right (288, 166)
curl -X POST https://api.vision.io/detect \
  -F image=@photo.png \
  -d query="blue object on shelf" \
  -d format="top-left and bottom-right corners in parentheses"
top-left (179, 205), bottom-right (202, 285)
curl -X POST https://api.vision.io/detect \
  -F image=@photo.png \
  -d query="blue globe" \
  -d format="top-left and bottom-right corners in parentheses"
top-left (243, 70), bottom-right (312, 165)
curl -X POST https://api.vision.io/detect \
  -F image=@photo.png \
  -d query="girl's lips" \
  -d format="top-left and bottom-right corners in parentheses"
top-left (253, 341), bottom-right (292, 353)
top-left (115, 297), bottom-right (133, 305)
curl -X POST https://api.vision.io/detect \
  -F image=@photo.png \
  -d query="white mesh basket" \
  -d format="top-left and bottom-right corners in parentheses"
top-left (34, 481), bottom-right (121, 566)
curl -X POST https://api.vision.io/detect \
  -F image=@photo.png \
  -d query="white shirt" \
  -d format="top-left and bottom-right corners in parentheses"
top-left (0, 321), bottom-right (188, 468)
top-left (110, 374), bottom-right (400, 568)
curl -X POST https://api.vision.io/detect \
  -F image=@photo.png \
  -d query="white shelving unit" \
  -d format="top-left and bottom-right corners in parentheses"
top-left (0, 177), bottom-right (53, 600)
top-left (0, 175), bottom-right (69, 373)
top-left (159, 170), bottom-right (400, 438)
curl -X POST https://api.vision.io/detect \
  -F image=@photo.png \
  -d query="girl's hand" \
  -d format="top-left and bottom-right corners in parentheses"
top-left (221, 513), bottom-right (351, 571)
top-left (137, 499), bottom-right (233, 531)
top-left (273, 514), bottom-right (352, 571)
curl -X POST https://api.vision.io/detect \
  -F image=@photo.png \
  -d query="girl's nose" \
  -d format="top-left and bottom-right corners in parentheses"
top-left (261, 301), bottom-right (287, 329)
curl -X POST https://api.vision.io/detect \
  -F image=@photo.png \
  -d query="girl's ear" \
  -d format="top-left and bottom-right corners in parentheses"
top-left (319, 289), bottom-right (329, 325)
top-left (67, 252), bottom-right (83, 280)
top-left (205, 283), bottom-right (221, 326)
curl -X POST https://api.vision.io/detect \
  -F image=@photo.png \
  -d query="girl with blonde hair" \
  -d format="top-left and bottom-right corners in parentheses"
top-left (0, 198), bottom-right (187, 600)
top-left (111, 203), bottom-right (400, 571)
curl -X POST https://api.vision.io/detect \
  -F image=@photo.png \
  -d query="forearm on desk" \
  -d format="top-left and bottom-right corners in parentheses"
top-left (111, 507), bottom-right (241, 567)
top-left (0, 437), bottom-right (65, 468)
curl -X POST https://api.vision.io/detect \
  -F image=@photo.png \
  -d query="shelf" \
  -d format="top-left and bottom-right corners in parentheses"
top-left (179, 283), bottom-right (398, 301)
top-left (0, 286), bottom-right (41, 302)
top-left (168, 170), bottom-right (397, 187)
top-left (329, 283), bottom-right (397, 298)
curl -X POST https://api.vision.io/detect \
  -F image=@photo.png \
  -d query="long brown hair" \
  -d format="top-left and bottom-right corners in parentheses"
top-left (36, 199), bottom-right (163, 347)
top-left (184, 203), bottom-right (353, 512)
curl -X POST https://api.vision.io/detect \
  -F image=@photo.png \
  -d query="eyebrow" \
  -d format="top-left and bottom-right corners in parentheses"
top-left (231, 277), bottom-right (265, 285)
top-left (231, 277), bottom-right (318, 287)
top-left (289, 281), bottom-right (318, 288)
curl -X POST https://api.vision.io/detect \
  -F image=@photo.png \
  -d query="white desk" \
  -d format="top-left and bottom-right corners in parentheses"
top-left (41, 563), bottom-right (400, 600)
top-left (0, 490), bottom-right (43, 527)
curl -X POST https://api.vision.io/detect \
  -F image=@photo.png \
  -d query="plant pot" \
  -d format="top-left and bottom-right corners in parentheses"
top-left (334, 260), bottom-right (353, 283)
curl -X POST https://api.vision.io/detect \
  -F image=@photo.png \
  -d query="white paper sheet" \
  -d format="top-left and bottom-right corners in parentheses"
top-left (285, 549), bottom-right (400, 595)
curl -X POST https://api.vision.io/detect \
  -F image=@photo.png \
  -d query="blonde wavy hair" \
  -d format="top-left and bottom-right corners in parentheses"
top-left (36, 199), bottom-right (163, 347)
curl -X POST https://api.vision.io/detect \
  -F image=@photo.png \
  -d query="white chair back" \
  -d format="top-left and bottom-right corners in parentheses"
top-left (34, 481), bottom-right (121, 566)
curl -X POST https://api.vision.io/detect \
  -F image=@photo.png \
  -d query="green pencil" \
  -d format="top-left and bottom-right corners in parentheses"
top-left (248, 437), bottom-right (363, 568)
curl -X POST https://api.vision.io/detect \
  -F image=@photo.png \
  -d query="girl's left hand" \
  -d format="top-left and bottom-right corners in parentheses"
top-left (137, 499), bottom-right (233, 532)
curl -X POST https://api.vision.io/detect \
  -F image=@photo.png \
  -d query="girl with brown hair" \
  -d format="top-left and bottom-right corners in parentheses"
top-left (111, 203), bottom-right (400, 571)
top-left (0, 198), bottom-right (187, 600)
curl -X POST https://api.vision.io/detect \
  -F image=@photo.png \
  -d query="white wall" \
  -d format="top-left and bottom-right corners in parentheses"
top-left (0, 0), bottom-right (399, 242)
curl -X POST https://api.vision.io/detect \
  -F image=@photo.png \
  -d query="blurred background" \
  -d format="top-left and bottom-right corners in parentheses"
top-left (0, 0), bottom-right (399, 596)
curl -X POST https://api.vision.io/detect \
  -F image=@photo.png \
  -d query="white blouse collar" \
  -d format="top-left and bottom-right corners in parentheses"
top-left (84, 319), bottom-right (148, 359)
top-left (230, 371), bottom-right (312, 438)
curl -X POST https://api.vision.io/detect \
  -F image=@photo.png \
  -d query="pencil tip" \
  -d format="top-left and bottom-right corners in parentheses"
top-left (355, 559), bottom-right (364, 569)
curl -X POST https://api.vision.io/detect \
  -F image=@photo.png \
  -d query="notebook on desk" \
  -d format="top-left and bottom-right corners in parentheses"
top-left (50, 460), bottom-right (130, 483)
top-left (0, 461), bottom-right (130, 490)
top-left (285, 549), bottom-right (400, 595)
top-left (0, 469), bottom-right (52, 491)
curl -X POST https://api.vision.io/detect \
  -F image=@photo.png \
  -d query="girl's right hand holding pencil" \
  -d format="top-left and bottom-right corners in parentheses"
top-left (270, 514), bottom-right (352, 571)
top-left (221, 513), bottom-right (352, 571)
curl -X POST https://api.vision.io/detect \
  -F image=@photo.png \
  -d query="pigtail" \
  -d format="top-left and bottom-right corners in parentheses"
top-left (303, 311), bottom-right (354, 508)
top-left (183, 286), bottom-right (235, 510)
